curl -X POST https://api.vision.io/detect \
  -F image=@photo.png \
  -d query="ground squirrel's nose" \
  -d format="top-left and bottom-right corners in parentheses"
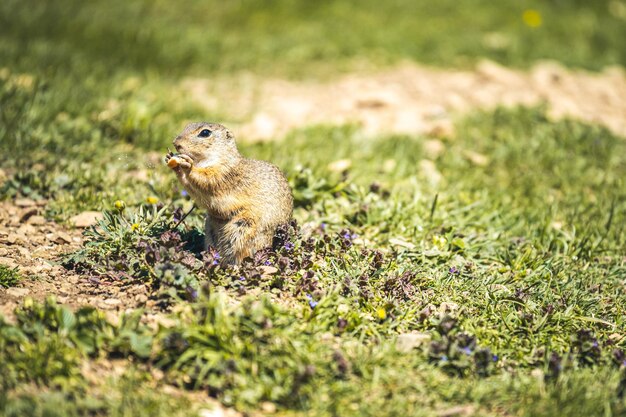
top-left (173, 136), bottom-right (182, 151)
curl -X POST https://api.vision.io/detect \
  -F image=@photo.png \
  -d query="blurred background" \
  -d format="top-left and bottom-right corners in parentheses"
top-left (2, 0), bottom-right (625, 76)
top-left (0, 0), bottom-right (625, 209)
top-left (1, 0), bottom-right (625, 148)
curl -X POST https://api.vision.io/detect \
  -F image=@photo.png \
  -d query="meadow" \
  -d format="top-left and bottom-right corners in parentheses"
top-left (1, 1), bottom-right (625, 416)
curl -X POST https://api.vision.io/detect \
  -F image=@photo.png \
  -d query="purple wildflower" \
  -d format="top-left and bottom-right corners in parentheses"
top-left (181, 189), bottom-right (189, 197)
top-left (185, 286), bottom-right (198, 301)
top-left (284, 242), bottom-right (295, 251)
top-left (460, 346), bottom-right (472, 355)
top-left (306, 293), bottom-right (318, 309)
top-left (341, 230), bottom-right (358, 240)
top-left (449, 266), bottom-right (459, 275)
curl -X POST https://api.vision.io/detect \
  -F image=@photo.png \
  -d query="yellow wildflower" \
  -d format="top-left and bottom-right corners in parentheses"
top-left (146, 196), bottom-right (159, 205)
top-left (432, 235), bottom-right (448, 250)
top-left (522, 9), bottom-right (542, 28)
top-left (131, 223), bottom-right (140, 231)
top-left (14, 74), bottom-right (35, 90)
top-left (114, 200), bottom-right (125, 210)
top-left (377, 308), bottom-right (387, 320)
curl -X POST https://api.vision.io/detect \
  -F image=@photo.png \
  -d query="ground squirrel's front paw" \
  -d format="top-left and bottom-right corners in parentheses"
top-left (165, 152), bottom-right (193, 170)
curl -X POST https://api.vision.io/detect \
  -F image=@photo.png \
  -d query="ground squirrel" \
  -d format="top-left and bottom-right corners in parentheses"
top-left (165, 122), bottom-right (293, 265)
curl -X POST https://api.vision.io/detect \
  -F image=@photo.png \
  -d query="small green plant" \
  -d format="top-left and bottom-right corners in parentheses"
top-left (0, 297), bottom-right (152, 391)
top-left (64, 204), bottom-right (204, 301)
top-left (0, 265), bottom-right (21, 288)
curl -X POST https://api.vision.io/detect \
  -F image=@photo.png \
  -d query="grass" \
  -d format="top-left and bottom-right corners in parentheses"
top-left (3, 106), bottom-right (625, 415)
top-left (1, 0), bottom-right (625, 78)
top-left (1, 1), bottom-right (626, 416)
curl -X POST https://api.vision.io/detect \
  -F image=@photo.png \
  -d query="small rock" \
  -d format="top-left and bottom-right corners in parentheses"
top-left (423, 139), bottom-right (445, 159)
top-left (396, 332), bottom-right (431, 352)
top-left (477, 59), bottom-right (519, 84)
top-left (437, 405), bottom-right (475, 417)
top-left (104, 298), bottom-right (121, 306)
top-left (427, 120), bottom-right (455, 139)
top-left (17, 224), bottom-right (36, 236)
top-left (69, 211), bottom-right (103, 228)
top-left (382, 159), bottom-right (397, 173)
top-left (19, 207), bottom-right (38, 223)
top-left (327, 159), bottom-right (352, 173)
top-left (198, 408), bottom-right (226, 417)
top-left (260, 402), bottom-right (277, 414)
top-left (258, 265), bottom-right (279, 275)
top-left (0, 257), bottom-right (18, 268)
top-left (463, 150), bottom-right (489, 166)
top-left (55, 232), bottom-right (73, 244)
top-left (388, 238), bottom-right (416, 250)
top-left (27, 215), bottom-right (46, 225)
top-left (135, 294), bottom-right (148, 304)
top-left (3, 233), bottom-right (20, 245)
top-left (6, 287), bottom-right (30, 297)
top-left (440, 302), bottom-right (459, 312)
top-left (419, 159), bottom-right (443, 185)
top-left (28, 264), bottom-right (53, 274)
top-left (15, 198), bottom-right (36, 208)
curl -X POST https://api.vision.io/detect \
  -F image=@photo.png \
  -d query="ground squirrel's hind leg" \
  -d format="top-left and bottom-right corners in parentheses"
top-left (204, 215), bottom-right (220, 251)
top-left (218, 217), bottom-right (260, 264)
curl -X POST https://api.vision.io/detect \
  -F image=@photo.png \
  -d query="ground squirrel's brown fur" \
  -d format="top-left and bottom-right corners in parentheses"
top-left (165, 122), bottom-right (293, 264)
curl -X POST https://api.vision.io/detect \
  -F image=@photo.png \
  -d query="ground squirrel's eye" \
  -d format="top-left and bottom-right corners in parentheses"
top-left (198, 129), bottom-right (212, 138)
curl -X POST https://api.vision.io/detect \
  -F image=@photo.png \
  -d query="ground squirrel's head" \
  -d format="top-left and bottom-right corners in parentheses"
top-left (173, 122), bottom-right (240, 168)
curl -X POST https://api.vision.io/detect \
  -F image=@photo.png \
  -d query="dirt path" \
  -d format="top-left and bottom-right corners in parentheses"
top-left (184, 60), bottom-right (626, 141)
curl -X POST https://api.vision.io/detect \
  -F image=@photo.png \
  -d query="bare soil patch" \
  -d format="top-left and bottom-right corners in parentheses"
top-left (0, 201), bottom-right (149, 321)
top-left (184, 60), bottom-right (626, 141)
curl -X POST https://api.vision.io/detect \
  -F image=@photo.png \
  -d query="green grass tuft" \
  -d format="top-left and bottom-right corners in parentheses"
top-left (0, 266), bottom-right (21, 288)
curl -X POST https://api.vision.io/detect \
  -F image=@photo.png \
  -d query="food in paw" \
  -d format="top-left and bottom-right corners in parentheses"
top-left (167, 157), bottom-right (180, 168)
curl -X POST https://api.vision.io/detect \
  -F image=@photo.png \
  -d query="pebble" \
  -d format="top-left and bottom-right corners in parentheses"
top-left (258, 265), bottom-right (279, 276)
top-left (260, 402), bottom-right (277, 414)
top-left (423, 139), bottom-right (445, 159)
top-left (327, 159), bottom-right (352, 173)
top-left (6, 287), bottom-right (30, 297)
top-left (198, 408), bottom-right (226, 417)
top-left (427, 119), bottom-right (455, 139)
top-left (15, 198), bottom-right (36, 208)
top-left (69, 211), bottom-right (103, 228)
top-left (19, 207), bottom-right (38, 223)
top-left (463, 150), bottom-right (489, 166)
top-left (55, 232), bottom-right (73, 244)
top-left (437, 405), bottom-right (475, 417)
top-left (396, 332), bottom-right (431, 352)
top-left (27, 215), bottom-right (47, 225)
top-left (3, 233), bottom-right (20, 245)
top-left (0, 257), bottom-right (17, 268)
